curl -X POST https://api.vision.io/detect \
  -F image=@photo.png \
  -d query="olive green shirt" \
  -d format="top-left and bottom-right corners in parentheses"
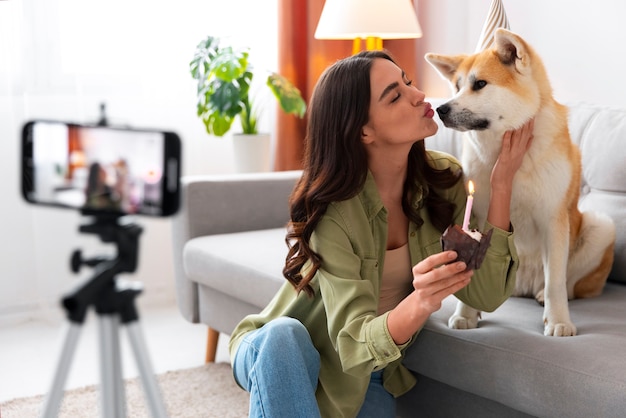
top-left (229, 150), bottom-right (519, 418)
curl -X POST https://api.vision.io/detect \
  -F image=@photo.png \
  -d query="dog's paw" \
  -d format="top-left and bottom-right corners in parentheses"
top-left (544, 320), bottom-right (577, 337)
top-left (534, 289), bottom-right (545, 306)
top-left (448, 314), bottom-right (479, 330)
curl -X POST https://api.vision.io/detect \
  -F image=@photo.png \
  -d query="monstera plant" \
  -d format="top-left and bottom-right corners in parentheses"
top-left (190, 35), bottom-right (306, 137)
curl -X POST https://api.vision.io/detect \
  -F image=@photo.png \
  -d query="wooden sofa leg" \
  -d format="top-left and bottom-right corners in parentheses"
top-left (205, 327), bottom-right (220, 363)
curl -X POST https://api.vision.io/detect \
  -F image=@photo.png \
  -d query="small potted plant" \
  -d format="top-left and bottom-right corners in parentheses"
top-left (190, 35), bottom-right (306, 172)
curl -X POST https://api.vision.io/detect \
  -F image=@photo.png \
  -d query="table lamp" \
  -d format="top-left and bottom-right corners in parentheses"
top-left (314, 0), bottom-right (422, 54)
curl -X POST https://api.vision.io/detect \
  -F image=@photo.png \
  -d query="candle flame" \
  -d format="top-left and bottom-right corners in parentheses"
top-left (468, 180), bottom-right (475, 195)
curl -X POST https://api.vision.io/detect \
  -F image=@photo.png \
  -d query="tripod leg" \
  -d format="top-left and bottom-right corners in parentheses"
top-left (98, 314), bottom-right (126, 418)
top-left (40, 323), bottom-right (83, 418)
top-left (111, 315), bottom-right (127, 418)
top-left (110, 314), bottom-right (127, 418)
top-left (126, 321), bottom-right (169, 418)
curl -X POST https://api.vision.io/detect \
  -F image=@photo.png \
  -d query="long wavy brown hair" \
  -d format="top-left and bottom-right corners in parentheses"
top-left (283, 50), bottom-right (461, 297)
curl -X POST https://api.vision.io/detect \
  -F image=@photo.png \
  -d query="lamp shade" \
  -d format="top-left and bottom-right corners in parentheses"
top-left (314, 0), bottom-right (422, 40)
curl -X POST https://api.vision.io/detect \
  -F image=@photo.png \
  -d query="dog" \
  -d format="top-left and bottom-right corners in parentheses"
top-left (425, 28), bottom-right (616, 337)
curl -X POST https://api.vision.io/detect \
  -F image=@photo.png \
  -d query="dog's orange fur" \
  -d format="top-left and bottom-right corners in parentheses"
top-left (574, 243), bottom-right (616, 298)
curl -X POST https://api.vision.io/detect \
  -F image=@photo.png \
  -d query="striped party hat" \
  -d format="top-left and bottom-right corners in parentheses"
top-left (475, 0), bottom-right (510, 52)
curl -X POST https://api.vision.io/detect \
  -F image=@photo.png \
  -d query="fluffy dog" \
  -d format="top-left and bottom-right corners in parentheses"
top-left (425, 28), bottom-right (616, 336)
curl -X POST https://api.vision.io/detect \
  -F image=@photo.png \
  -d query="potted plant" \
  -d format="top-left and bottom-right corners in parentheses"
top-left (190, 35), bottom-right (306, 172)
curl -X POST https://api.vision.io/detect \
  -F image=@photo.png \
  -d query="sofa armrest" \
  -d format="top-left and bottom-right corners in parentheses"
top-left (171, 170), bottom-right (302, 322)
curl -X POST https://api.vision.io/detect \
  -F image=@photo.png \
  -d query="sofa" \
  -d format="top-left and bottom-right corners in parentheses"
top-left (171, 99), bottom-right (626, 418)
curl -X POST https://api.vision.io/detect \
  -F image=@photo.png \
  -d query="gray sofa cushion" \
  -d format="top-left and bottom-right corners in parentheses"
top-left (568, 104), bottom-right (626, 284)
top-left (404, 282), bottom-right (626, 418)
top-left (183, 228), bottom-right (286, 308)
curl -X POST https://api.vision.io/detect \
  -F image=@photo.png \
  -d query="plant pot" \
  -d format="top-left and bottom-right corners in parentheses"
top-left (232, 133), bottom-right (271, 173)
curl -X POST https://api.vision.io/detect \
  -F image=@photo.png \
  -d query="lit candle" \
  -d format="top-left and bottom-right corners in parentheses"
top-left (462, 180), bottom-right (475, 231)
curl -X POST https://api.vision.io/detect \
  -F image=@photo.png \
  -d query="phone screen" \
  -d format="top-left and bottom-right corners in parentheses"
top-left (22, 121), bottom-right (181, 216)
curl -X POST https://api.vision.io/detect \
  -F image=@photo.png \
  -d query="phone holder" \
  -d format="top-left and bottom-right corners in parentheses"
top-left (40, 212), bottom-right (168, 418)
top-left (63, 213), bottom-right (141, 321)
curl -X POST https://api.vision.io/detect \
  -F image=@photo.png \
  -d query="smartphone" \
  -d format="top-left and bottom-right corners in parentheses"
top-left (21, 121), bottom-right (181, 217)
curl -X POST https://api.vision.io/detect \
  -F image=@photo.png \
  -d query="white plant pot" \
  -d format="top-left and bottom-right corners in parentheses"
top-left (232, 133), bottom-right (271, 173)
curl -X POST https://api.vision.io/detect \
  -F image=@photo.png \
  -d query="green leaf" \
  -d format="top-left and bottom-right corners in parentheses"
top-left (267, 73), bottom-right (306, 118)
top-left (239, 99), bottom-right (258, 134)
top-left (212, 48), bottom-right (248, 82)
top-left (203, 110), bottom-right (234, 137)
top-left (236, 71), bottom-right (253, 101)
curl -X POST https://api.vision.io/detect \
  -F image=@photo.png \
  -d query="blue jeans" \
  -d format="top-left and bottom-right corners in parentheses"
top-left (233, 316), bottom-right (395, 418)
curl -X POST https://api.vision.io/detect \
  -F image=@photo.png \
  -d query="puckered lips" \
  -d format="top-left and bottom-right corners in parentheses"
top-left (423, 102), bottom-right (435, 118)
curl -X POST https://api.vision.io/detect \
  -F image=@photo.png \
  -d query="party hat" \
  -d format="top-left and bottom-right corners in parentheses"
top-left (475, 0), bottom-right (510, 52)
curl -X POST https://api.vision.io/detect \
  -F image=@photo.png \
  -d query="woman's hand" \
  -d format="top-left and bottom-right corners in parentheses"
top-left (387, 251), bottom-right (472, 344)
top-left (487, 118), bottom-right (534, 231)
top-left (410, 250), bottom-right (473, 313)
top-left (491, 118), bottom-right (534, 192)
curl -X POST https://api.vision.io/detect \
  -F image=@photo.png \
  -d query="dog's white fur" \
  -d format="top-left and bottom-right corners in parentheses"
top-left (425, 29), bottom-right (616, 337)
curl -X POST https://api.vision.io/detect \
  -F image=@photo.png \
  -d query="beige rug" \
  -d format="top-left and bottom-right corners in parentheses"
top-left (0, 363), bottom-right (249, 417)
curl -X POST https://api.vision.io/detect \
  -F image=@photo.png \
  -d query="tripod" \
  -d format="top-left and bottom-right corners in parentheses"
top-left (41, 214), bottom-right (168, 418)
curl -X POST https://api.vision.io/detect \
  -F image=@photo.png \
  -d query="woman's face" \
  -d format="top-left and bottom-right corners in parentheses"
top-left (362, 58), bottom-right (438, 149)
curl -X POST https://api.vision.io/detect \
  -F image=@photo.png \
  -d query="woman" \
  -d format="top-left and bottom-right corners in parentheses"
top-left (229, 50), bottom-right (533, 418)
top-left (85, 162), bottom-right (119, 211)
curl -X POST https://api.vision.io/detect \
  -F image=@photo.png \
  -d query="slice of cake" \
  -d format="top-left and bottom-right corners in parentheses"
top-left (440, 224), bottom-right (493, 270)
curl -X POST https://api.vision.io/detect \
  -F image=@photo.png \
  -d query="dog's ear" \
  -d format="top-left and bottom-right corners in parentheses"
top-left (494, 28), bottom-right (532, 71)
top-left (424, 53), bottom-right (467, 82)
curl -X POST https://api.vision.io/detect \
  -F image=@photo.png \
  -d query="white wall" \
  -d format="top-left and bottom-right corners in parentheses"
top-left (0, 0), bottom-right (278, 323)
top-left (2, 0), bottom-right (625, 323)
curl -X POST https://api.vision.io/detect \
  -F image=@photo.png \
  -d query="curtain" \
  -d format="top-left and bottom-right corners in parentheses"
top-left (274, 0), bottom-right (420, 171)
